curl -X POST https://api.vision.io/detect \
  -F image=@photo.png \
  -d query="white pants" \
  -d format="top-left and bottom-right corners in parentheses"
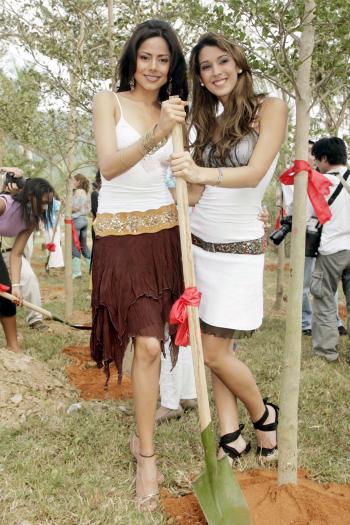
top-left (160, 342), bottom-right (197, 409)
top-left (44, 226), bottom-right (64, 268)
top-left (3, 252), bottom-right (43, 326)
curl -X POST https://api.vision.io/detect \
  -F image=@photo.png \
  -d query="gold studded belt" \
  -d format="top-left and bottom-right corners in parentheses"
top-left (94, 203), bottom-right (178, 237)
top-left (192, 233), bottom-right (266, 255)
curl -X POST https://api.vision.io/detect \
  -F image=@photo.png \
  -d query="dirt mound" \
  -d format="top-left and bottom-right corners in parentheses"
top-left (0, 348), bottom-right (77, 428)
top-left (162, 469), bottom-right (350, 525)
top-left (63, 346), bottom-right (133, 401)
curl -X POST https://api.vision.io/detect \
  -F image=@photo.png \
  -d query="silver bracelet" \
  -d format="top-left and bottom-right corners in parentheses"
top-left (12, 283), bottom-right (21, 287)
top-left (216, 167), bottom-right (224, 186)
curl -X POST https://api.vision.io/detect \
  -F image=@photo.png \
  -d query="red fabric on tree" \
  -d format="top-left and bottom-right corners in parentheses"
top-left (169, 286), bottom-right (201, 346)
top-left (280, 160), bottom-right (332, 225)
top-left (64, 218), bottom-right (81, 252)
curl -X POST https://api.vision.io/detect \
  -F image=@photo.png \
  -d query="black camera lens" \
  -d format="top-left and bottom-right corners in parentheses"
top-left (269, 216), bottom-right (293, 245)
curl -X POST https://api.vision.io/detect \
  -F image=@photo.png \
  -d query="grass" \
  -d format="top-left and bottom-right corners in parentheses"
top-left (0, 243), bottom-right (350, 524)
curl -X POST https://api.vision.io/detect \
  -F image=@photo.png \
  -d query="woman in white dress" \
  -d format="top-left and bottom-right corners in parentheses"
top-left (171, 33), bottom-right (288, 463)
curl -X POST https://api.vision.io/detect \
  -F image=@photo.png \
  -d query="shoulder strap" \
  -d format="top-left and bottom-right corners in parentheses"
top-left (113, 92), bottom-right (123, 117)
top-left (327, 169), bottom-right (350, 206)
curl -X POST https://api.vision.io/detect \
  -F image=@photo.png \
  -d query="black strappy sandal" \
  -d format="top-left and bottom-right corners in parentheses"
top-left (253, 398), bottom-right (279, 459)
top-left (219, 423), bottom-right (251, 462)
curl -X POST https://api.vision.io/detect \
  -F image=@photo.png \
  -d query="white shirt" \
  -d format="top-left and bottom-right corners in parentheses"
top-left (319, 166), bottom-right (350, 255)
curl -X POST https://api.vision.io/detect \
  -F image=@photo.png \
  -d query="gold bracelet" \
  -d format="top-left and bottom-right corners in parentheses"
top-left (140, 125), bottom-right (167, 156)
top-left (216, 167), bottom-right (224, 186)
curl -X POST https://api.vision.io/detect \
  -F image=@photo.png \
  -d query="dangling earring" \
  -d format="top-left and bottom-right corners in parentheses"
top-left (129, 78), bottom-right (135, 91)
top-left (167, 77), bottom-right (172, 96)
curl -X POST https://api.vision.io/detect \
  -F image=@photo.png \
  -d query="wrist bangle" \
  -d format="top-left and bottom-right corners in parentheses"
top-left (216, 167), bottom-right (224, 186)
top-left (12, 283), bottom-right (21, 287)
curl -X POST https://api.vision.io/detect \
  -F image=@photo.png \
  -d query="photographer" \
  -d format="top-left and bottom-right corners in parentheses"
top-left (270, 141), bottom-right (346, 337)
top-left (0, 169), bottom-right (55, 350)
top-left (310, 137), bottom-right (350, 362)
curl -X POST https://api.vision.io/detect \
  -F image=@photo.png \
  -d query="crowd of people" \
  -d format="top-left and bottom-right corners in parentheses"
top-left (1, 17), bottom-right (349, 515)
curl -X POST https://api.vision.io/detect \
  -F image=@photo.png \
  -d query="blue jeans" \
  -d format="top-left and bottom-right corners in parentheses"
top-left (72, 215), bottom-right (91, 259)
top-left (303, 256), bottom-right (342, 330)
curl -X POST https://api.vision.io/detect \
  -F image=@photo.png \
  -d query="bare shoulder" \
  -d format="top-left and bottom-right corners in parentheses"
top-left (93, 90), bottom-right (119, 116)
top-left (260, 96), bottom-right (288, 116)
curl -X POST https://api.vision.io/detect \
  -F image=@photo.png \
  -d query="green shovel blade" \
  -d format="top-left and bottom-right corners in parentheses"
top-left (193, 424), bottom-right (251, 525)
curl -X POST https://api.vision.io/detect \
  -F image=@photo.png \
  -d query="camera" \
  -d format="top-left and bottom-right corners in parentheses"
top-left (269, 215), bottom-right (293, 245)
top-left (4, 171), bottom-right (26, 190)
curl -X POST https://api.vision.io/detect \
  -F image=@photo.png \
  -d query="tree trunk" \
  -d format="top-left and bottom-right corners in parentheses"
top-left (107, 0), bottom-right (116, 91)
top-left (273, 185), bottom-right (285, 310)
top-left (64, 72), bottom-right (76, 318)
top-left (278, 0), bottom-right (315, 486)
top-left (64, 16), bottom-right (85, 318)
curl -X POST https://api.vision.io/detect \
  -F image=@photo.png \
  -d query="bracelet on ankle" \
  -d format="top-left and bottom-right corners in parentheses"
top-left (139, 452), bottom-right (155, 458)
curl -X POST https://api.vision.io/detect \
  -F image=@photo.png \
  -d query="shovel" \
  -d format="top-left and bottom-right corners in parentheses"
top-left (172, 123), bottom-right (250, 525)
top-left (0, 289), bottom-right (91, 330)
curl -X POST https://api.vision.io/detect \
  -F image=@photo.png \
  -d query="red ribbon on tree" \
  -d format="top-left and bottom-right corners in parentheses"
top-left (274, 208), bottom-right (282, 229)
top-left (169, 286), bottom-right (201, 346)
top-left (0, 284), bottom-right (10, 292)
top-left (45, 242), bottom-right (56, 252)
top-left (280, 160), bottom-right (332, 225)
top-left (64, 218), bottom-right (81, 252)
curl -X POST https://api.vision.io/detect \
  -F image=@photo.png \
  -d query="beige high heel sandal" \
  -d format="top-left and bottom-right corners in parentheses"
top-left (135, 453), bottom-right (159, 513)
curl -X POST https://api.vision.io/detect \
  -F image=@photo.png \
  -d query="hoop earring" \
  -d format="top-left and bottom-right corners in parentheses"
top-left (167, 77), bottom-right (172, 96)
top-left (129, 78), bottom-right (135, 91)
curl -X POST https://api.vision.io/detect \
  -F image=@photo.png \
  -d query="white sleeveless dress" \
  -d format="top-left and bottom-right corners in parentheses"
top-left (190, 132), bottom-right (277, 331)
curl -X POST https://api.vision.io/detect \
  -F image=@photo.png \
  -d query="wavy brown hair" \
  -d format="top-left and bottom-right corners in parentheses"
top-left (74, 173), bottom-right (89, 193)
top-left (189, 33), bottom-right (265, 166)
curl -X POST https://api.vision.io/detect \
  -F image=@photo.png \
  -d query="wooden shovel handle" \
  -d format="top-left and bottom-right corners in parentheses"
top-left (172, 124), bottom-right (211, 431)
top-left (0, 290), bottom-right (54, 319)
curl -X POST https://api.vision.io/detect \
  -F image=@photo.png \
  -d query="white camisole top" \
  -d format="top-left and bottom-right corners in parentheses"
top-left (98, 93), bottom-right (174, 214)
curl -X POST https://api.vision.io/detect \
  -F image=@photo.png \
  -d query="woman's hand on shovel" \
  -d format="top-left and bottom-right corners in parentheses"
top-left (170, 151), bottom-right (202, 184)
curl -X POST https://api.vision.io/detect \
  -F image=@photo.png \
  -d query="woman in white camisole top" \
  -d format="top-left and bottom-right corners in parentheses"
top-left (171, 34), bottom-right (288, 465)
top-left (92, 20), bottom-right (188, 512)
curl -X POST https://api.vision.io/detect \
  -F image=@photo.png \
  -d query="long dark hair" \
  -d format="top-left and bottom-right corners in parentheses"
top-left (189, 33), bottom-right (265, 166)
top-left (14, 178), bottom-right (54, 228)
top-left (116, 19), bottom-right (188, 103)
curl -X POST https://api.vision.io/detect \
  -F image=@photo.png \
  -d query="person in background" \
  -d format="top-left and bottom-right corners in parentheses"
top-left (0, 176), bottom-right (55, 350)
top-left (310, 137), bottom-right (350, 362)
top-left (1, 172), bottom-right (48, 331)
top-left (72, 173), bottom-right (91, 279)
top-left (156, 342), bottom-right (197, 423)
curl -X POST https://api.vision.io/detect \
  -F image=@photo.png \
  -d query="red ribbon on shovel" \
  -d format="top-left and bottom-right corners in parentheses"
top-left (64, 218), bottom-right (81, 252)
top-left (280, 160), bottom-right (333, 225)
top-left (169, 286), bottom-right (201, 346)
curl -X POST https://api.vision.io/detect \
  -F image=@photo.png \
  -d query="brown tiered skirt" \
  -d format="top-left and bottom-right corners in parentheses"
top-left (90, 226), bottom-right (183, 382)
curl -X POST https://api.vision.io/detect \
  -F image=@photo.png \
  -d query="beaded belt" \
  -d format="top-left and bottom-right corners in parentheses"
top-left (94, 203), bottom-right (178, 237)
top-left (192, 234), bottom-right (266, 255)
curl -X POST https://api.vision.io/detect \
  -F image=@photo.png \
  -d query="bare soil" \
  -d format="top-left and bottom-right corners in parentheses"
top-left (162, 469), bottom-right (350, 525)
